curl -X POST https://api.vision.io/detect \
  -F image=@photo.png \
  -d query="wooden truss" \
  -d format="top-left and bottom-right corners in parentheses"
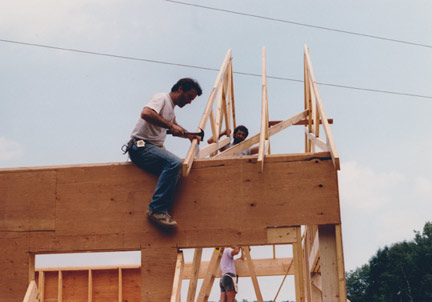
top-left (1, 46), bottom-right (346, 302)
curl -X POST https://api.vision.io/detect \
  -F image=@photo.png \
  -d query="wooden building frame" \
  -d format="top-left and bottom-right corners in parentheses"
top-left (1, 46), bottom-right (346, 302)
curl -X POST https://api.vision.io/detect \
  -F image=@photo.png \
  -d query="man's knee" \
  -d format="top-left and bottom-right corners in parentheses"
top-left (169, 157), bottom-right (183, 173)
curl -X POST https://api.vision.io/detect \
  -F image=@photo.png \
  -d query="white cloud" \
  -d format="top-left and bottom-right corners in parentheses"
top-left (0, 137), bottom-right (24, 162)
top-left (415, 176), bottom-right (432, 194)
top-left (339, 161), bottom-right (406, 210)
top-left (339, 161), bottom-right (432, 270)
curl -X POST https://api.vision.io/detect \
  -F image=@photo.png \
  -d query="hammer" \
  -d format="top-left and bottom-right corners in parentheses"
top-left (167, 128), bottom-right (205, 141)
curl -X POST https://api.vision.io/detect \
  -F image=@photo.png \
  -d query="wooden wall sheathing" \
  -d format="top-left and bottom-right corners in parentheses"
top-left (0, 152), bottom-right (340, 302)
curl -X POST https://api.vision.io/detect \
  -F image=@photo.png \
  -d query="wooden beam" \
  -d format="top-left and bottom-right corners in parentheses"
top-left (214, 111), bottom-right (307, 158)
top-left (183, 257), bottom-right (294, 279)
top-left (38, 271), bottom-right (45, 302)
top-left (303, 226), bottom-right (313, 302)
top-left (0, 153), bottom-right (340, 250)
top-left (258, 46), bottom-right (269, 173)
top-left (293, 227), bottom-right (305, 302)
top-left (305, 130), bottom-right (329, 151)
top-left (304, 45), bottom-right (340, 170)
top-left (318, 225), bottom-right (339, 302)
top-left (266, 226), bottom-right (298, 244)
top-left (272, 258), bottom-right (294, 302)
top-left (58, 271), bottom-right (63, 302)
top-left (186, 248), bottom-right (202, 302)
top-left (243, 247), bottom-right (263, 302)
top-left (23, 280), bottom-right (40, 302)
top-left (335, 224), bottom-right (347, 302)
top-left (183, 50), bottom-right (232, 176)
top-left (141, 246), bottom-right (178, 302)
top-left (118, 268), bottom-right (122, 302)
top-left (198, 137), bottom-right (230, 158)
top-left (309, 228), bottom-right (320, 273)
top-left (197, 248), bottom-right (224, 302)
top-left (170, 251), bottom-right (184, 302)
top-left (29, 253), bottom-right (36, 283)
top-left (88, 269), bottom-right (92, 302)
top-left (269, 119), bottom-right (333, 127)
top-left (311, 273), bottom-right (323, 302)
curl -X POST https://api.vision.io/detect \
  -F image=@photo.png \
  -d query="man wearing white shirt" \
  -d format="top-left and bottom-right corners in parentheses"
top-left (220, 247), bottom-right (241, 302)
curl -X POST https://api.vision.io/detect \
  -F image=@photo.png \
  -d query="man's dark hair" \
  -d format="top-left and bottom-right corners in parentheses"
top-left (171, 78), bottom-right (202, 96)
top-left (234, 125), bottom-right (249, 138)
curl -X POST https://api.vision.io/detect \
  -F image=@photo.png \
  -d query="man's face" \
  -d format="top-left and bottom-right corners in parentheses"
top-left (233, 130), bottom-right (247, 144)
top-left (177, 88), bottom-right (198, 108)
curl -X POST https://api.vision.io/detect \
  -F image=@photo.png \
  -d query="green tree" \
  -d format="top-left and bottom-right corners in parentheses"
top-left (346, 221), bottom-right (432, 302)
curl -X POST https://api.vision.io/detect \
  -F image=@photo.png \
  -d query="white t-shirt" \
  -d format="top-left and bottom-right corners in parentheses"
top-left (130, 93), bottom-right (176, 147)
top-left (221, 142), bottom-right (252, 156)
top-left (220, 248), bottom-right (236, 275)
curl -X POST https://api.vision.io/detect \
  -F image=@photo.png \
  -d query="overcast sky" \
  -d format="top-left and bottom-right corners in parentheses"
top-left (1, 0), bottom-right (431, 301)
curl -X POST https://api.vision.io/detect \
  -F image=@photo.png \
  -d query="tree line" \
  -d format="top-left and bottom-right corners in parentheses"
top-left (346, 221), bottom-right (432, 302)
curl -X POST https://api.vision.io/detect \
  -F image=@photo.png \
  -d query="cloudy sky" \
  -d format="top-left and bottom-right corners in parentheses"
top-left (1, 0), bottom-right (431, 300)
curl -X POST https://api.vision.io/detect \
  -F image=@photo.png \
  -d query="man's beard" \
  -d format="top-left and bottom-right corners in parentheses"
top-left (233, 137), bottom-right (243, 144)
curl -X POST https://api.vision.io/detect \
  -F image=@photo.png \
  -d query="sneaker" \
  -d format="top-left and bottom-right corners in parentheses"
top-left (146, 210), bottom-right (177, 228)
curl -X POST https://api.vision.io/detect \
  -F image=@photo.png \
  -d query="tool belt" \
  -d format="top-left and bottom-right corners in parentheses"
top-left (121, 137), bottom-right (141, 154)
top-left (224, 273), bottom-right (238, 293)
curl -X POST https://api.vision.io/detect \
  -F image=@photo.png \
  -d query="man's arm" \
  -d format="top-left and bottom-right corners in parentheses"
top-left (231, 247), bottom-right (241, 257)
top-left (207, 129), bottom-right (228, 144)
top-left (250, 146), bottom-right (259, 155)
top-left (141, 107), bottom-right (185, 136)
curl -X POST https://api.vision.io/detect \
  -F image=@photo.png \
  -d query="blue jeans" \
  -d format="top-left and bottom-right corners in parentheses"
top-left (129, 140), bottom-right (182, 214)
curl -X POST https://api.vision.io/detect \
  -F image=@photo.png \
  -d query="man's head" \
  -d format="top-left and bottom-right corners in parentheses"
top-left (233, 125), bottom-right (249, 144)
top-left (171, 78), bottom-right (202, 108)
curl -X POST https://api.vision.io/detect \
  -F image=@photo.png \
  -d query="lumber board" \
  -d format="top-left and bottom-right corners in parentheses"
top-left (318, 225), bottom-right (339, 302)
top-left (22, 280), bottom-right (39, 302)
top-left (186, 248), bottom-right (202, 302)
top-left (170, 251), bottom-right (184, 302)
top-left (0, 153), bottom-right (340, 250)
top-left (141, 246), bottom-right (178, 302)
top-left (183, 257), bottom-right (294, 279)
top-left (0, 153), bottom-right (340, 302)
top-left (243, 247), bottom-right (263, 302)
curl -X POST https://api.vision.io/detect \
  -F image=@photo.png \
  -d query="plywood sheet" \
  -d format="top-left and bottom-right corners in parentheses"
top-left (0, 171), bottom-right (56, 231)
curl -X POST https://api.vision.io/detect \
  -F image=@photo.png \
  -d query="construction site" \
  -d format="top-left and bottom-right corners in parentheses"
top-left (1, 46), bottom-right (346, 302)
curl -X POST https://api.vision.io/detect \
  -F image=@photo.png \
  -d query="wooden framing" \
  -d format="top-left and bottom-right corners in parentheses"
top-left (304, 46), bottom-right (340, 170)
top-left (0, 46), bottom-right (346, 302)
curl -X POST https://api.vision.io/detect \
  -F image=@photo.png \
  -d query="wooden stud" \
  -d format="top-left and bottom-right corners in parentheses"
top-left (293, 227), bottom-right (305, 302)
top-left (88, 269), bottom-right (92, 302)
top-left (118, 268), bottom-right (122, 302)
top-left (214, 110), bottom-right (307, 158)
top-left (187, 248), bottom-right (202, 302)
top-left (243, 247), bottom-right (263, 302)
top-left (58, 270), bottom-right (63, 302)
top-left (197, 247), bottom-right (224, 302)
top-left (304, 45), bottom-right (340, 170)
top-left (305, 131), bottom-right (328, 151)
top-left (198, 137), bottom-right (230, 158)
top-left (266, 226), bottom-right (298, 244)
top-left (29, 253), bottom-right (36, 283)
top-left (311, 273), bottom-right (323, 302)
top-left (335, 224), bottom-right (347, 302)
top-left (318, 224), bottom-right (340, 302)
top-left (272, 256), bottom-right (294, 302)
top-left (38, 271), bottom-right (45, 302)
top-left (183, 50), bottom-right (232, 176)
top-left (23, 280), bottom-right (40, 302)
top-left (258, 46), bottom-right (269, 173)
top-left (170, 251), bottom-right (184, 302)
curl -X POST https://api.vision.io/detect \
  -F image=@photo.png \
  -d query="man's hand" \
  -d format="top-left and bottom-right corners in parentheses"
top-left (185, 133), bottom-right (201, 144)
top-left (168, 124), bottom-right (186, 137)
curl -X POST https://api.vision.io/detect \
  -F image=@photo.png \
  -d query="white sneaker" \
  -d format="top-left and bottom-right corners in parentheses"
top-left (146, 210), bottom-right (177, 228)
